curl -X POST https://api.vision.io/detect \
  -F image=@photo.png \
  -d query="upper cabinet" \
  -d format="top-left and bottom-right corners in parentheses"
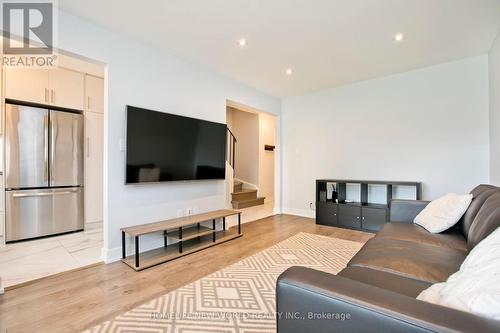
top-left (5, 67), bottom-right (85, 110)
top-left (85, 75), bottom-right (104, 113)
top-left (48, 68), bottom-right (85, 110)
top-left (5, 68), bottom-right (49, 104)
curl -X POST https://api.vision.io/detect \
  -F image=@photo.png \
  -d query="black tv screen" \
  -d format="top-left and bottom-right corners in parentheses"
top-left (126, 106), bottom-right (226, 183)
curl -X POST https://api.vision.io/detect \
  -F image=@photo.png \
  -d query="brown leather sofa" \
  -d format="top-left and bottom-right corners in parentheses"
top-left (276, 185), bottom-right (500, 333)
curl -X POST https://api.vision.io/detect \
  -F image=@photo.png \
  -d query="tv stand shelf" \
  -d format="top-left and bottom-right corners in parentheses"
top-left (121, 209), bottom-right (242, 271)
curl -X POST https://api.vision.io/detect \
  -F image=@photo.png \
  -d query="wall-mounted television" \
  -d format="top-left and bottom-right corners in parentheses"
top-left (126, 106), bottom-right (226, 184)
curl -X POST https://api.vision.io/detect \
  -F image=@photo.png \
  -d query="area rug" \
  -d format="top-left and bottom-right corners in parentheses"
top-left (84, 232), bottom-right (363, 333)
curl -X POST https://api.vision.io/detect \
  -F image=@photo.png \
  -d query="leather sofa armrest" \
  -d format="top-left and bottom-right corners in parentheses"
top-left (389, 199), bottom-right (430, 223)
top-left (276, 266), bottom-right (500, 333)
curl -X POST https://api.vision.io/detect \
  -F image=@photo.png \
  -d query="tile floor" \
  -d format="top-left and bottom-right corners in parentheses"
top-left (0, 222), bottom-right (103, 288)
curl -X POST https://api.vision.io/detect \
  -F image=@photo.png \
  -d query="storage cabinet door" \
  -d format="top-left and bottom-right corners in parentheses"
top-left (85, 75), bottom-right (104, 113)
top-left (84, 112), bottom-right (104, 224)
top-left (316, 202), bottom-right (337, 226)
top-left (338, 205), bottom-right (361, 229)
top-left (49, 68), bottom-right (85, 110)
top-left (362, 207), bottom-right (387, 232)
top-left (5, 68), bottom-right (49, 104)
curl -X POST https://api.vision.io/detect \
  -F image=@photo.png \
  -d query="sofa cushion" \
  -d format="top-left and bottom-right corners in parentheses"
top-left (468, 191), bottom-right (500, 248)
top-left (338, 266), bottom-right (431, 298)
top-left (347, 238), bottom-right (467, 283)
top-left (376, 222), bottom-right (467, 252)
top-left (457, 185), bottom-right (498, 239)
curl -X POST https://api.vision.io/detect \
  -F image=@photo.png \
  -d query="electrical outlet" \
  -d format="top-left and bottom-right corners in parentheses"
top-left (177, 209), bottom-right (183, 217)
top-left (186, 208), bottom-right (193, 216)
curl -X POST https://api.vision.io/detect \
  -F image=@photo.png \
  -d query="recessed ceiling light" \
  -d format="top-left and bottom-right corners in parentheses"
top-left (238, 39), bottom-right (247, 47)
top-left (286, 68), bottom-right (293, 75)
top-left (394, 33), bottom-right (405, 42)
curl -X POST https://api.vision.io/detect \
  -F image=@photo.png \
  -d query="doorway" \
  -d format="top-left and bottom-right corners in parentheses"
top-left (225, 101), bottom-right (277, 224)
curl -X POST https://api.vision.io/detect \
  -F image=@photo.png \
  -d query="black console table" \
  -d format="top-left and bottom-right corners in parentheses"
top-left (316, 179), bottom-right (422, 232)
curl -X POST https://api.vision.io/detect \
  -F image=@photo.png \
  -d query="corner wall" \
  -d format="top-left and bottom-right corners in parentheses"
top-left (258, 113), bottom-right (276, 202)
top-left (490, 31), bottom-right (500, 185)
top-left (282, 56), bottom-right (490, 217)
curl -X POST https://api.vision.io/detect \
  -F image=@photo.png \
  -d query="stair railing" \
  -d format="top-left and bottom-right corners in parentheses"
top-left (227, 127), bottom-right (237, 172)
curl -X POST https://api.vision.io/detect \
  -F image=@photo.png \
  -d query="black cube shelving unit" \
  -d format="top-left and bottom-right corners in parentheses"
top-left (316, 179), bottom-right (422, 232)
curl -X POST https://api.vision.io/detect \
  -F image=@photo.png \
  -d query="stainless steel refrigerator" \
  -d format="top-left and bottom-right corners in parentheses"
top-left (5, 103), bottom-right (84, 242)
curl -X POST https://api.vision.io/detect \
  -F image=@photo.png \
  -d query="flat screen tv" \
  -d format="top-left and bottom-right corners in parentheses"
top-left (126, 106), bottom-right (226, 183)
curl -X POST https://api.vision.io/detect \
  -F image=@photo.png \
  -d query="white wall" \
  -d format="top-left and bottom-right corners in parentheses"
top-left (57, 11), bottom-right (280, 261)
top-left (490, 31), bottom-right (500, 185)
top-left (282, 56), bottom-right (490, 217)
top-left (258, 113), bottom-right (276, 202)
top-left (230, 108), bottom-right (260, 186)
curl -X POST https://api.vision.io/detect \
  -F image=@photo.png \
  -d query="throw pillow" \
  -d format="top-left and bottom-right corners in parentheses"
top-left (417, 227), bottom-right (500, 320)
top-left (414, 193), bottom-right (473, 233)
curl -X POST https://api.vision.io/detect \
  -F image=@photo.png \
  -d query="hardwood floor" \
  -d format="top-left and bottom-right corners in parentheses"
top-left (0, 214), bottom-right (373, 333)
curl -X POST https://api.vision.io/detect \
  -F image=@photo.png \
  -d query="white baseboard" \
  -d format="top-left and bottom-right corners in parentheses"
top-left (282, 208), bottom-right (315, 218)
top-left (101, 246), bottom-right (122, 264)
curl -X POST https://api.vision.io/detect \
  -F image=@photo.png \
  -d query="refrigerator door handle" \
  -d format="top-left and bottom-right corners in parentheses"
top-left (50, 113), bottom-right (58, 185)
top-left (12, 190), bottom-right (79, 198)
top-left (44, 113), bottom-right (49, 182)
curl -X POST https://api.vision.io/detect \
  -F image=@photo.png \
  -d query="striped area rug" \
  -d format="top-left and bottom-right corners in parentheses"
top-left (84, 232), bottom-right (363, 333)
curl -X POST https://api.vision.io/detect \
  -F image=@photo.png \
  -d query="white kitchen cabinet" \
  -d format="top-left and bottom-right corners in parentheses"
top-left (84, 112), bottom-right (104, 225)
top-left (48, 68), bottom-right (85, 110)
top-left (85, 75), bottom-right (104, 113)
top-left (5, 67), bottom-right (85, 110)
top-left (5, 68), bottom-right (49, 104)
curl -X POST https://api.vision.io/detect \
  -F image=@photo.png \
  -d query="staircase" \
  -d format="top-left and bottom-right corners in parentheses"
top-left (227, 128), bottom-right (265, 209)
top-left (231, 180), bottom-right (265, 209)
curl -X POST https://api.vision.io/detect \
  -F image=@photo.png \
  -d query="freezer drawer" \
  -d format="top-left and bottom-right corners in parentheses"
top-left (5, 188), bottom-right (84, 242)
top-left (5, 104), bottom-right (49, 189)
top-left (50, 110), bottom-right (84, 187)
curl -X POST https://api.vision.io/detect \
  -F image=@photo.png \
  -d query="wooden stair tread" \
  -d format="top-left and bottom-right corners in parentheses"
top-left (232, 197), bottom-right (265, 203)
top-left (231, 197), bottom-right (266, 209)
top-left (231, 189), bottom-right (257, 195)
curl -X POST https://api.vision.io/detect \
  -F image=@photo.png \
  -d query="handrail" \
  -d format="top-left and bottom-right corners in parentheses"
top-left (227, 127), bottom-right (237, 142)
top-left (227, 128), bottom-right (237, 172)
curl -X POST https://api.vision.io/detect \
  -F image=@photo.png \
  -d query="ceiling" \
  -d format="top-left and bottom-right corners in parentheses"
top-left (60, 0), bottom-right (500, 98)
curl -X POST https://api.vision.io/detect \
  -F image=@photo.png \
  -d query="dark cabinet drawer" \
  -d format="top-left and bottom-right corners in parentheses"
top-left (316, 202), bottom-right (338, 226)
top-left (338, 205), bottom-right (361, 229)
top-left (362, 207), bottom-right (387, 232)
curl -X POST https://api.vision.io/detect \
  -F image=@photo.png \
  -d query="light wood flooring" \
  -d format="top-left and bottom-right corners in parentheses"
top-left (0, 214), bottom-right (373, 333)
